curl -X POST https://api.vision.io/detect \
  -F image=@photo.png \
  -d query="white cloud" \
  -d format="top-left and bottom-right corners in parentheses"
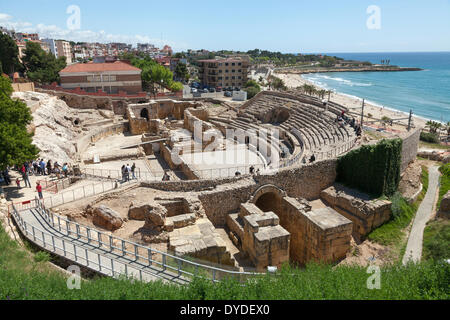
top-left (0, 12), bottom-right (188, 51)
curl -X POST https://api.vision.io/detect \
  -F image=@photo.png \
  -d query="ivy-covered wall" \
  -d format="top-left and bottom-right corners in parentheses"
top-left (336, 139), bottom-right (403, 197)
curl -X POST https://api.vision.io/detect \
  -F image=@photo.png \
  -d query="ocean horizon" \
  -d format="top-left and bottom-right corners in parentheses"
top-left (300, 52), bottom-right (450, 123)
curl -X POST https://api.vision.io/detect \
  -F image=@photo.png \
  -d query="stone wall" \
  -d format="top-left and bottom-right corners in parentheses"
top-left (75, 122), bottom-right (129, 156)
top-left (320, 185), bottom-right (392, 239)
top-left (36, 89), bottom-right (148, 116)
top-left (399, 128), bottom-right (422, 173)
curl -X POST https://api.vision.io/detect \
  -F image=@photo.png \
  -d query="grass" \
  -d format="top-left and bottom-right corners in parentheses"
top-left (423, 218), bottom-right (450, 262)
top-left (368, 166), bottom-right (429, 247)
top-left (419, 141), bottom-right (450, 150)
top-left (1, 219), bottom-right (449, 300)
top-left (438, 163), bottom-right (450, 209)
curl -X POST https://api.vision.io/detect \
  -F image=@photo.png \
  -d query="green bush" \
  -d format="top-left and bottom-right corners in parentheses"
top-left (420, 132), bottom-right (439, 143)
top-left (336, 139), bottom-right (402, 197)
top-left (423, 219), bottom-right (450, 262)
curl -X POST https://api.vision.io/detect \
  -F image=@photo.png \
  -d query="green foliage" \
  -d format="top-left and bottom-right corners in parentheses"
top-left (369, 166), bottom-right (428, 246)
top-left (0, 78), bottom-right (39, 168)
top-left (337, 139), bottom-right (403, 197)
top-left (368, 193), bottom-right (417, 245)
top-left (0, 76), bottom-right (14, 97)
top-left (22, 42), bottom-right (66, 84)
top-left (1, 219), bottom-right (449, 300)
top-left (269, 76), bottom-right (287, 91)
top-left (245, 49), bottom-right (345, 67)
top-left (243, 80), bottom-right (261, 99)
top-left (174, 62), bottom-right (189, 82)
top-left (33, 251), bottom-right (51, 263)
top-left (423, 219), bottom-right (450, 262)
top-left (124, 55), bottom-right (181, 94)
top-left (420, 131), bottom-right (439, 143)
top-left (438, 163), bottom-right (450, 208)
top-left (0, 33), bottom-right (22, 75)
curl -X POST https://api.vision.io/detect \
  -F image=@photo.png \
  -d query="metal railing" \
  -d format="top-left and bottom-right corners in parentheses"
top-left (40, 179), bottom-right (136, 208)
top-left (10, 199), bottom-right (261, 284)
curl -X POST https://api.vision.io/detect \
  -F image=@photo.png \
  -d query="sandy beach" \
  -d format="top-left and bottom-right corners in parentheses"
top-left (274, 72), bottom-right (428, 131)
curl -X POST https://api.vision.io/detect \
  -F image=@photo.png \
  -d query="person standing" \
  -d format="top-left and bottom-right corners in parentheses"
top-left (131, 163), bottom-right (136, 180)
top-left (36, 182), bottom-right (43, 199)
top-left (39, 159), bottom-right (46, 176)
top-left (46, 160), bottom-right (52, 176)
top-left (126, 164), bottom-right (131, 182)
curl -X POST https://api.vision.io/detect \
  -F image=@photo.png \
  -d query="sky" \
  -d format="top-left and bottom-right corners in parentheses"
top-left (1, 0), bottom-right (450, 53)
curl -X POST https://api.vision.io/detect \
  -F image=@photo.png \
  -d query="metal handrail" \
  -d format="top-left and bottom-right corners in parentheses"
top-left (9, 203), bottom-right (186, 283)
top-left (12, 199), bottom-right (261, 283)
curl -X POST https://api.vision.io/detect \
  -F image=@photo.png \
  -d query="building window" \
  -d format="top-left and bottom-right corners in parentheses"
top-left (225, 70), bottom-right (229, 73)
top-left (232, 63), bottom-right (235, 66)
top-left (218, 77), bottom-right (223, 80)
top-left (232, 69), bottom-right (235, 73)
top-left (219, 70), bottom-right (222, 73)
top-left (238, 70), bottom-right (241, 73)
top-left (232, 76), bottom-right (235, 80)
top-left (225, 63), bottom-right (229, 66)
top-left (238, 62), bottom-right (242, 66)
top-left (238, 76), bottom-right (241, 79)
top-left (225, 77), bottom-right (229, 80)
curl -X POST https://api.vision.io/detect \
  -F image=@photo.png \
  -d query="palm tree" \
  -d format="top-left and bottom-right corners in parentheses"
top-left (426, 120), bottom-right (442, 134)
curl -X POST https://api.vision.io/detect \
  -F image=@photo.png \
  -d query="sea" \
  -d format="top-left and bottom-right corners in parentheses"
top-left (301, 52), bottom-right (450, 123)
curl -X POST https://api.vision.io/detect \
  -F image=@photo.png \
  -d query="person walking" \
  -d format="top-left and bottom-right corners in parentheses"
top-left (36, 182), bottom-right (43, 199)
top-left (131, 163), bottom-right (136, 180)
top-left (21, 164), bottom-right (32, 188)
top-left (16, 177), bottom-right (21, 189)
top-left (121, 165), bottom-right (126, 182)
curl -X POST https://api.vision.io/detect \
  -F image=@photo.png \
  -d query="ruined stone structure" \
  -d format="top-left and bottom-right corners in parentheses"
top-left (28, 89), bottom-right (421, 273)
top-left (320, 184), bottom-right (392, 240)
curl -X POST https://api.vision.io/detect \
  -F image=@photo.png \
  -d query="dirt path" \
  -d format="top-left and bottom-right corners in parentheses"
top-left (402, 165), bottom-right (440, 264)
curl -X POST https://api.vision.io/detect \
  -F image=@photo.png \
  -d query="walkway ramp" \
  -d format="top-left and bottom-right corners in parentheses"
top-left (10, 199), bottom-right (257, 284)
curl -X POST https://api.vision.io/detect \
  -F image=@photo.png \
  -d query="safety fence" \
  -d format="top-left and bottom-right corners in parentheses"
top-left (10, 199), bottom-right (262, 284)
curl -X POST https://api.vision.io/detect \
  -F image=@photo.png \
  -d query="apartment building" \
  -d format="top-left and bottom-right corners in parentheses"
top-left (198, 58), bottom-right (249, 88)
top-left (55, 40), bottom-right (73, 64)
top-left (59, 60), bottom-right (142, 94)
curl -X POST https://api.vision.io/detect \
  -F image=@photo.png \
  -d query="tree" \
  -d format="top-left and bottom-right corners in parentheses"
top-left (0, 33), bottom-right (22, 75)
top-left (270, 76), bottom-right (287, 91)
top-left (22, 42), bottom-right (66, 84)
top-left (174, 62), bottom-right (189, 82)
top-left (243, 80), bottom-right (261, 99)
top-left (0, 76), bottom-right (39, 169)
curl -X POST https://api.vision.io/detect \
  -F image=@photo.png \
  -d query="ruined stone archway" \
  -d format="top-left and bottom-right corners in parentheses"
top-left (140, 108), bottom-right (149, 121)
top-left (251, 184), bottom-right (287, 215)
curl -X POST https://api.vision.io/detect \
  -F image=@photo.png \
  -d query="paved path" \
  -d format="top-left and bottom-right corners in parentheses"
top-left (12, 205), bottom-right (191, 284)
top-left (402, 165), bottom-right (440, 265)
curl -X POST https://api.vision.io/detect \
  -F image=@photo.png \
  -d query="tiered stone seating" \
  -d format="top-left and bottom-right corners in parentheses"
top-left (232, 92), bottom-right (357, 163)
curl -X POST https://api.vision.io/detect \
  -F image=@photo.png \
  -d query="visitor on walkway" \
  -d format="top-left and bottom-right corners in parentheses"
top-left (162, 170), bottom-right (170, 181)
top-left (21, 164), bottom-right (32, 188)
top-left (249, 166), bottom-right (255, 175)
top-left (33, 160), bottom-right (39, 175)
top-left (126, 164), bottom-right (131, 181)
top-left (39, 159), bottom-right (46, 175)
top-left (62, 163), bottom-right (69, 177)
top-left (2, 169), bottom-right (11, 185)
top-left (309, 154), bottom-right (316, 163)
top-left (121, 165), bottom-right (126, 182)
top-left (46, 160), bottom-right (52, 175)
top-left (16, 177), bottom-right (21, 189)
top-left (36, 182), bottom-right (43, 199)
top-left (131, 163), bottom-right (136, 180)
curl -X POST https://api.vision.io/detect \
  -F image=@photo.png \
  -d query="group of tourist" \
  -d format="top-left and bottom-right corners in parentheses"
top-left (121, 163), bottom-right (137, 182)
top-left (337, 110), bottom-right (362, 137)
top-left (28, 159), bottom-right (71, 178)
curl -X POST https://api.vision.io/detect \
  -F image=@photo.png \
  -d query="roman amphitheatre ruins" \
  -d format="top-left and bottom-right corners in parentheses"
top-left (9, 87), bottom-right (422, 274)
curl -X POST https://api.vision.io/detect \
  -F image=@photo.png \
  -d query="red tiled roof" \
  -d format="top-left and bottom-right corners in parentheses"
top-left (60, 61), bottom-right (141, 73)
